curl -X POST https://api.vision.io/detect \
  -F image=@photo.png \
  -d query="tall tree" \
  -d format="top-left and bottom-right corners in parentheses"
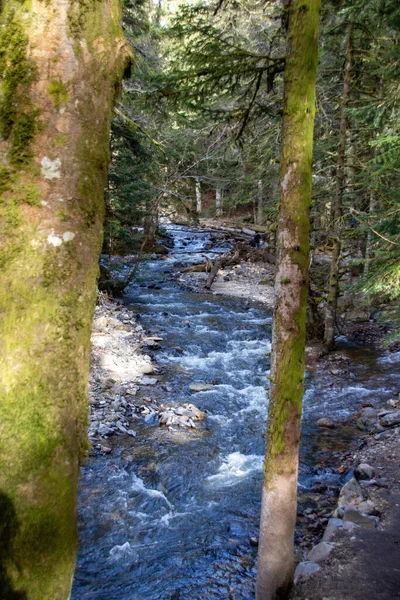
top-left (0, 1), bottom-right (130, 598)
top-left (324, 21), bottom-right (354, 349)
top-left (256, 0), bottom-right (320, 598)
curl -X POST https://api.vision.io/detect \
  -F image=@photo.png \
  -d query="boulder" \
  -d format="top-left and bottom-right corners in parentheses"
top-left (337, 478), bottom-right (363, 508)
top-left (307, 541), bottom-right (335, 563)
top-left (322, 518), bottom-right (343, 542)
top-left (342, 520), bottom-right (360, 532)
top-left (356, 407), bottom-right (378, 432)
top-left (343, 507), bottom-right (378, 529)
top-left (379, 410), bottom-right (400, 427)
top-left (358, 500), bottom-right (378, 516)
top-left (294, 561), bottom-right (321, 584)
top-left (354, 463), bottom-right (375, 481)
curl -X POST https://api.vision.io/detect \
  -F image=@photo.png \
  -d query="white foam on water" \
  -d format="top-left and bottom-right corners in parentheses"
top-left (207, 414), bottom-right (233, 425)
top-left (131, 474), bottom-right (173, 509)
top-left (206, 452), bottom-right (263, 487)
top-left (377, 351), bottom-right (400, 364)
top-left (170, 339), bottom-right (271, 371)
top-left (109, 541), bottom-right (136, 560)
top-left (237, 385), bottom-right (268, 415)
top-left (158, 510), bottom-right (189, 527)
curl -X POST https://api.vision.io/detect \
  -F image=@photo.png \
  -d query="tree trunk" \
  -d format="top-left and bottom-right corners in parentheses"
top-left (195, 176), bottom-right (202, 213)
top-left (257, 179), bottom-right (264, 225)
top-left (364, 187), bottom-right (376, 277)
top-left (0, 2), bottom-right (130, 598)
top-left (256, 1), bottom-right (320, 598)
top-left (215, 187), bottom-right (223, 217)
top-left (324, 22), bottom-right (354, 350)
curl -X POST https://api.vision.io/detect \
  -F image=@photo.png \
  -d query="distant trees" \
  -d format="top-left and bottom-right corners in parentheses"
top-left (0, 1), bottom-right (130, 597)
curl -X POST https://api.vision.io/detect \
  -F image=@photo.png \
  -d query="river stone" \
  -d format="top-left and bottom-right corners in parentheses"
top-left (358, 500), bottom-right (378, 516)
top-left (139, 363), bottom-right (154, 375)
top-left (189, 383), bottom-right (214, 392)
top-left (337, 478), bottom-right (363, 508)
top-left (317, 417), bottom-right (335, 429)
top-left (144, 411), bottom-right (159, 425)
top-left (322, 518), bottom-right (344, 542)
top-left (142, 339), bottom-right (161, 349)
top-left (356, 407), bottom-right (378, 432)
top-left (94, 315), bottom-right (108, 329)
top-left (379, 410), bottom-right (400, 427)
top-left (307, 541), bottom-right (335, 563)
top-left (184, 403), bottom-right (207, 420)
top-left (294, 561), bottom-right (321, 584)
top-left (108, 317), bottom-right (124, 329)
top-left (354, 463), bottom-right (375, 480)
top-left (141, 376), bottom-right (158, 386)
top-left (343, 520), bottom-right (360, 532)
top-left (343, 507), bottom-right (378, 529)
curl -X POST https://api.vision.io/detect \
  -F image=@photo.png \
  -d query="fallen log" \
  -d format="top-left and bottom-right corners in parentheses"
top-left (182, 263), bottom-right (209, 273)
top-left (204, 250), bottom-right (240, 290)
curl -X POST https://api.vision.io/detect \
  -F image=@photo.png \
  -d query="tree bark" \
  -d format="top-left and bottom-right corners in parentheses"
top-left (324, 22), bottom-right (354, 349)
top-left (257, 179), bottom-right (264, 225)
top-left (0, 2), bottom-right (130, 598)
top-left (256, 1), bottom-right (320, 599)
top-left (195, 176), bottom-right (202, 213)
top-left (215, 187), bottom-right (223, 217)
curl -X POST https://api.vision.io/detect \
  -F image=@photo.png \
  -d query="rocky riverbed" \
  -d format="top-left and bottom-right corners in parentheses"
top-left (87, 292), bottom-right (208, 456)
top-left (77, 225), bottom-right (400, 599)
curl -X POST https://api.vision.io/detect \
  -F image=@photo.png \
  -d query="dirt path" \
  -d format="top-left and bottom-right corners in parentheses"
top-left (291, 425), bottom-right (400, 600)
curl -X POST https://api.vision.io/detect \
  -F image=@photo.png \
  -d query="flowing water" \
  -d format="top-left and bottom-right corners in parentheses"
top-left (72, 225), bottom-right (400, 600)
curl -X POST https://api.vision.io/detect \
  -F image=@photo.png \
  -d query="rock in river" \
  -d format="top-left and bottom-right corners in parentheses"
top-left (189, 383), bottom-right (214, 392)
top-left (317, 417), bottom-right (335, 429)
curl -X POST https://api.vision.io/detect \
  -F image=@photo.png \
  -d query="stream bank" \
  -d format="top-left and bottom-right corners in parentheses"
top-left (73, 224), bottom-right (400, 600)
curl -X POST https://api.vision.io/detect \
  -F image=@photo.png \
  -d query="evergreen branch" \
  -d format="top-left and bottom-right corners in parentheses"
top-left (114, 108), bottom-right (165, 151)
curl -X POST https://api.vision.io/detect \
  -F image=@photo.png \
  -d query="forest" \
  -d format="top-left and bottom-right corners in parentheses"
top-left (0, 0), bottom-right (399, 599)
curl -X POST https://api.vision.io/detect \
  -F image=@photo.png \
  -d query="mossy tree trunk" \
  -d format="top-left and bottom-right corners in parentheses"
top-left (0, 1), bottom-right (131, 598)
top-left (324, 22), bottom-right (354, 350)
top-left (256, 1), bottom-right (320, 599)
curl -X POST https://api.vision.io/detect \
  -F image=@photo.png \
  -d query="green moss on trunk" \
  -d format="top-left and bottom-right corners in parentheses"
top-left (256, 1), bottom-right (321, 598)
top-left (0, 1), bottom-right (131, 598)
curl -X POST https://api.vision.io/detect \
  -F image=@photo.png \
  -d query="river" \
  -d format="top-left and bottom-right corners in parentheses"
top-left (72, 225), bottom-right (400, 600)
